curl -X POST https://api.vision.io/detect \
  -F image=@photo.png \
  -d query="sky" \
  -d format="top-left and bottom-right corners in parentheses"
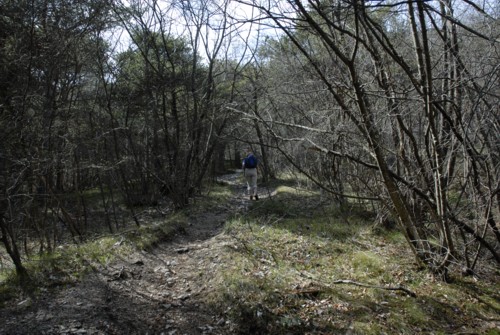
top-left (105, 0), bottom-right (276, 62)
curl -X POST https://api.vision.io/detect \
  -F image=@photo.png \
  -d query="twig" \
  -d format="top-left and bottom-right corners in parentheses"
top-left (300, 271), bottom-right (417, 297)
top-left (330, 279), bottom-right (417, 297)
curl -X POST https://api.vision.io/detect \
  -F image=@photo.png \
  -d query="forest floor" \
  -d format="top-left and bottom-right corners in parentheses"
top-left (0, 171), bottom-right (262, 335)
top-left (0, 171), bottom-right (499, 335)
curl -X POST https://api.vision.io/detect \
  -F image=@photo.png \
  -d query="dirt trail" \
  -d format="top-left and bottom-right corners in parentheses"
top-left (0, 171), bottom-right (262, 335)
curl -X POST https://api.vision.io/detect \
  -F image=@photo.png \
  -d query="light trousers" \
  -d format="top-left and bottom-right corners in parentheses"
top-left (244, 168), bottom-right (258, 196)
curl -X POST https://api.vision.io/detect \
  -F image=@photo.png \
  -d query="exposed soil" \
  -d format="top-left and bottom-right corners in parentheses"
top-left (0, 171), bottom-right (264, 335)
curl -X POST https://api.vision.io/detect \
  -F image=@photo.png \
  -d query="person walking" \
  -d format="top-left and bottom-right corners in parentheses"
top-left (242, 148), bottom-right (259, 200)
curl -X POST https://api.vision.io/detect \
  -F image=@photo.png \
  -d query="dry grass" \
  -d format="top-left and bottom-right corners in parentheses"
top-left (205, 185), bottom-right (500, 334)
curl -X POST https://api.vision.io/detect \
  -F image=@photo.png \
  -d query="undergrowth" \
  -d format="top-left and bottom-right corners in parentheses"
top-left (0, 182), bottom-right (232, 303)
top-left (0, 209), bottom-right (190, 305)
top-left (1, 179), bottom-right (498, 334)
top-left (205, 185), bottom-right (500, 335)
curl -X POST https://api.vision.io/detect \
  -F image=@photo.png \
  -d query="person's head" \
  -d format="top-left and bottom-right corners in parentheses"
top-left (245, 147), bottom-right (253, 155)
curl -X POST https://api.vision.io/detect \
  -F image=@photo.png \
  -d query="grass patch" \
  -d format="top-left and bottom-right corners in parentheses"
top-left (206, 186), bottom-right (500, 334)
top-left (0, 180), bottom-right (226, 305)
top-left (248, 185), bottom-right (325, 219)
top-left (189, 182), bottom-right (234, 214)
top-left (0, 236), bottom-right (128, 304)
top-left (351, 251), bottom-right (386, 278)
top-left (124, 212), bottom-right (188, 250)
top-left (0, 210), bottom-right (189, 305)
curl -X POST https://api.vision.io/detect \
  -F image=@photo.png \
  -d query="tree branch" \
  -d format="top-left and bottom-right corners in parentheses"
top-left (299, 271), bottom-right (417, 297)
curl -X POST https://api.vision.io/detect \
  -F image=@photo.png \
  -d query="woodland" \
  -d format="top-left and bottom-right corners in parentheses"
top-left (0, 0), bottom-right (499, 334)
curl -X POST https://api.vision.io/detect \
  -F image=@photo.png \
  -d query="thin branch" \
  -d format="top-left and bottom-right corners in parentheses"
top-left (300, 271), bottom-right (417, 297)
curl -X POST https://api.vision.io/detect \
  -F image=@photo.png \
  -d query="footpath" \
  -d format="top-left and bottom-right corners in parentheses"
top-left (0, 171), bottom-right (262, 335)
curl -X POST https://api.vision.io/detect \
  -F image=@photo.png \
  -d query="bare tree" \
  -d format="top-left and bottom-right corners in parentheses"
top-left (0, 0), bottom-right (113, 281)
top-left (234, 0), bottom-right (499, 279)
top-left (111, 0), bottom-right (240, 206)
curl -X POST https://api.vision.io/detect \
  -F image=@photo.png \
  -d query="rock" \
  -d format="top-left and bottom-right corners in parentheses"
top-left (175, 247), bottom-right (189, 254)
top-left (178, 294), bottom-right (191, 301)
top-left (198, 325), bottom-right (214, 333)
top-left (17, 299), bottom-right (32, 308)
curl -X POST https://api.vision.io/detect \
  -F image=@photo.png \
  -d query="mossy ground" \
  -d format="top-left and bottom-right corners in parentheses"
top-left (204, 184), bottom-right (500, 334)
